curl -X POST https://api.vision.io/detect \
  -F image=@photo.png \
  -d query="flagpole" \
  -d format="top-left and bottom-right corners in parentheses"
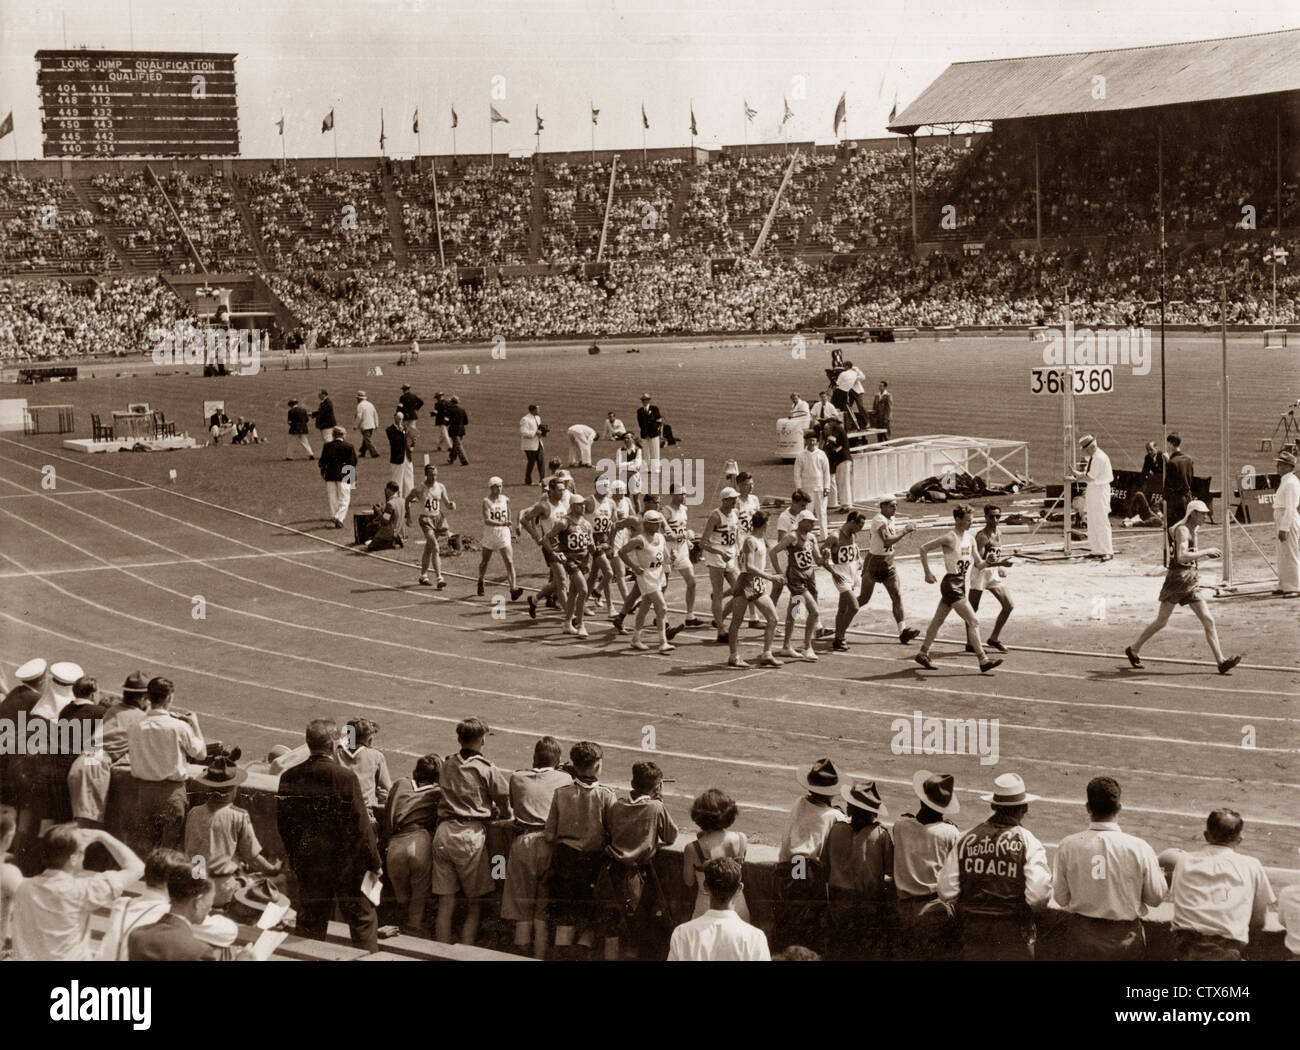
top-left (590, 101), bottom-right (595, 164)
top-left (642, 124), bottom-right (647, 168)
top-left (489, 106), bottom-right (494, 171)
top-left (431, 151), bottom-right (445, 270)
top-left (280, 113), bottom-right (286, 169)
top-left (743, 102), bottom-right (747, 157)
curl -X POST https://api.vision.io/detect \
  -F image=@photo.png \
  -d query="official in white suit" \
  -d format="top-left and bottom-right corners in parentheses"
top-left (1070, 435), bottom-right (1113, 560)
top-left (1274, 449), bottom-right (1300, 596)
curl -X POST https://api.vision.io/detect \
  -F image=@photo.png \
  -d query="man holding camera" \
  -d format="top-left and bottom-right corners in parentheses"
top-left (126, 677), bottom-right (206, 852)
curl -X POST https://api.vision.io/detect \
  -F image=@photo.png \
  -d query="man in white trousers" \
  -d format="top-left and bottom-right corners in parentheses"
top-left (1070, 434), bottom-right (1113, 561)
top-left (567, 423), bottom-right (597, 468)
top-left (793, 430), bottom-right (832, 537)
top-left (1274, 448), bottom-right (1300, 597)
top-left (319, 428), bottom-right (358, 529)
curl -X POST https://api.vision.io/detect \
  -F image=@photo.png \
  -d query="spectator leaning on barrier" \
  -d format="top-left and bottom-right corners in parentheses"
top-left (384, 753), bottom-right (443, 937)
top-left (667, 857), bottom-right (770, 961)
top-left (774, 757), bottom-right (848, 954)
top-left (823, 779), bottom-right (893, 961)
top-left (1166, 808), bottom-right (1275, 961)
top-left (937, 772), bottom-right (1051, 961)
top-left (338, 718), bottom-right (391, 813)
top-left (545, 740), bottom-right (617, 955)
top-left (68, 670), bottom-right (149, 825)
top-left (10, 823), bottom-right (145, 961)
top-left (183, 756), bottom-right (282, 909)
top-left (891, 770), bottom-right (961, 961)
top-left (1051, 776), bottom-right (1166, 961)
top-left (127, 677), bottom-right (206, 852)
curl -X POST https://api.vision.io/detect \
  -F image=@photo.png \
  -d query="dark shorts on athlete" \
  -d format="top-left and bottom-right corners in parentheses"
top-left (1159, 568), bottom-right (1200, 606)
top-left (939, 573), bottom-right (967, 606)
top-left (786, 572), bottom-right (818, 599)
top-left (864, 553), bottom-right (898, 585)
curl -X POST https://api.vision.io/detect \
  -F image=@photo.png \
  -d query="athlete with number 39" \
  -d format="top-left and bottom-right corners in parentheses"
top-left (913, 504), bottom-right (1003, 674)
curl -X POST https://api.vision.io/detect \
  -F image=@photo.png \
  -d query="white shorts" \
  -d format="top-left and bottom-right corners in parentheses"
top-left (831, 569), bottom-right (858, 596)
top-left (419, 514), bottom-right (448, 536)
top-left (971, 567), bottom-right (1004, 591)
top-left (702, 550), bottom-right (736, 571)
top-left (669, 542), bottom-right (692, 573)
top-left (481, 525), bottom-right (512, 551)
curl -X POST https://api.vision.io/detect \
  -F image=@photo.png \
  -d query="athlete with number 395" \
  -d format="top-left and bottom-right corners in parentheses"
top-left (913, 503), bottom-right (1003, 674)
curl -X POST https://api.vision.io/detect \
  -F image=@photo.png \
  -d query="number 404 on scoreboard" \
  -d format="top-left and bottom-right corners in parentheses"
top-left (1029, 365), bottom-right (1115, 396)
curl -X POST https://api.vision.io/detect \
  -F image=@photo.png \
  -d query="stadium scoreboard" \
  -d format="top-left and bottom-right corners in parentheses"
top-left (36, 49), bottom-right (239, 157)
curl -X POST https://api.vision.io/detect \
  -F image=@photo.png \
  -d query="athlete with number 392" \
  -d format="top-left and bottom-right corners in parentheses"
top-left (913, 503), bottom-right (1003, 674)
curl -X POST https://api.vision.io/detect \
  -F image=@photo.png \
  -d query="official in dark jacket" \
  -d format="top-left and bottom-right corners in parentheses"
top-left (276, 719), bottom-right (382, 951)
top-left (1162, 432), bottom-right (1195, 526)
top-left (311, 390), bottom-right (337, 446)
top-left (318, 428), bottom-right (358, 528)
top-left (446, 395), bottom-right (469, 466)
top-left (286, 399), bottom-right (313, 460)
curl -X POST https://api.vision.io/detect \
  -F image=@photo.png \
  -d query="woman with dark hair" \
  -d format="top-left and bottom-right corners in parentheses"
top-left (683, 788), bottom-right (749, 921)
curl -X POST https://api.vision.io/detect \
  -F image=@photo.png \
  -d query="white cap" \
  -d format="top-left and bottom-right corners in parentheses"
top-left (488, 476), bottom-right (503, 487)
top-left (797, 510), bottom-right (817, 523)
top-left (611, 480), bottom-right (627, 495)
top-left (720, 487), bottom-right (740, 500)
top-left (1185, 499), bottom-right (1210, 514)
top-left (642, 510), bottom-right (664, 524)
top-left (15, 657), bottom-right (47, 682)
top-left (50, 661), bottom-right (84, 686)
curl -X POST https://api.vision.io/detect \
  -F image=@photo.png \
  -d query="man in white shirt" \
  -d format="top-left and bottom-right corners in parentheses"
top-left (668, 857), bottom-right (769, 961)
top-left (834, 361), bottom-right (868, 426)
top-left (354, 390), bottom-right (381, 458)
top-left (1167, 808), bottom-right (1275, 960)
top-left (787, 392), bottom-right (810, 422)
top-left (1052, 776), bottom-right (1166, 960)
top-left (1273, 448), bottom-right (1299, 596)
top-left (809, 391), bottom-right (841, 425)
top-left (602, 411), bottom-right (626, 441)
top-left (567, 422), bottom-right (598, 468)
top-left (793, 431), bottom-right (832, 537)
top-left (127, 677), bottom-right (206, 851)
top-left (519, 405), bottom-right (545, 486)
top-left (10, 823), bottom-right (145, 960)
top-left (937, 773), bottom-right (1051, 960)
top-left (1069, 434), bottom-right (1114, 560)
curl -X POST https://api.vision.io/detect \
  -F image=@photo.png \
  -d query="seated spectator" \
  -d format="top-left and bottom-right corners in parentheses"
top-left (1167, 808), bottom-right (1275, 960)
top-left (127, 866), bottom-right (225, 961)
top-left (365, 483), bottom-right (408, 552)
top-left (667, 857), bottom-right (769, 961)
top-left (338, 718), bottom-right (391, 812)
top-left (544, 740), bottom-right (616, 956)
top-left (232, 417), bottom-right (262, 444)
top-left (596, 760), bottom-right (678, 960)
top-left (183, 756), bottom-right (282, 908)
top-left (126, 676), bottom-right (205, 852)
top-left (0, 809), bottom-right (21, 953)
top-left (683, 788), bottom-right (749, 921)
top-left (10, 824), bottom-right (145, 960)
top-left (823, 780), bottom-right (893, 961)
top-left (67, 671), bottom-right (149, 826)
top-left (1278, 846), bottom-right (1300, 962)
top-left (384, 753), bottom-right (442, 936)
top-left (500, 736), bottom-right (571, 958)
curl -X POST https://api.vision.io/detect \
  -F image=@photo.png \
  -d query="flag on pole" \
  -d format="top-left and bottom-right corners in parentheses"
top-left (321, 109), bottom-right (334, 133)
top-left (781, 98), bottom-right (793, 127)
top-left (0, 111), bottom-right (12, 140)
top-left (450, 106), bottom-right (458, 129)
top-left (833, 92), bottom-right (846, 134)
top-left (274, 113), bottom-right (284, 136)
top-left (379, 109), bottom-right (386, 150)
top-left (591, 106), bottom-right (600, 126)
top-left (888, 91), bottom-right (898, 125)
top-left (535, 106), bottom-right (543, 133)
top-left (641, 102), bottom-right (649, 130)
top-left (412, 108), bottom-right (419, 134)
top-left (744, 100), bottom-right (756, 122)
top-left (490, 105), bottom-right (509, 124)
top-left (689, 105), bottom-right (697, 137)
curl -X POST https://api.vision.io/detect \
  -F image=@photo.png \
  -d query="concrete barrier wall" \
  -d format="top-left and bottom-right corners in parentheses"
top-left (101, 766), bottom-right (1290, 960)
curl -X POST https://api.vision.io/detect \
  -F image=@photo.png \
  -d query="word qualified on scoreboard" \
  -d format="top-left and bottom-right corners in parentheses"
top-left (1028, 365), bottom-right (1114, 396)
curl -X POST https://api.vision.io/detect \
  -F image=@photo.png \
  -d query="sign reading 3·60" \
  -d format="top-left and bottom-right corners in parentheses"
top-left (1029, 365), bottom-right (1114, 396)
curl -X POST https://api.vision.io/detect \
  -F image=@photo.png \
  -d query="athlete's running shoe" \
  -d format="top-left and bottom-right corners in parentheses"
top-left (630, 640), bottom-right (650, 651)
top-left (757, 653), bottom-right (784, 667)
top-left (564, 621), bottom-right (578, 636)
top-left (831, 639), bottom-right (850, 652)
top-left (979, 658), bottom-right (1003, 674)
top-left (612, 614), bottom-right (626, 634)
top-left (684, 618), bottom-right (704, 628)
top-left (576, 624), bottom-right (589, 639)
top-left (914, 652), bottom-right (936, 670)
top-left (1217, 654), bottom-right (1243, 675)
top-left (987, 639), bottom-right (1007, 652)
top-left (715, 632), bottom-right (729, 645)
top-left (418, 575), bottom-right (431, 586)
top-left (899, 628), bottom-right (920, 645)
top-left (510, 587), bottom-right (524, 601)
top-left (436, 578), bottom-right (446, 590)
top-left (728, 655), bottom-right (751, 668)
top-left (665, 624), bottom-right (683, 641)
top-left (816, 627), bottom-right (835, 639)
top-left (802, 649), bottom-right (818, 662)
top-left (775, 647), bottom-right (802, 659)
top-left (1125, 646), bottom-right (1143, 668)
top-left (527, 596), bottom-right (537, 619)
top-left (658, 642), bottom-right (676, 654)
top-left (476, 579), bottom-right (485, 596)
top-left (544, 595), bottom-right (556, 609)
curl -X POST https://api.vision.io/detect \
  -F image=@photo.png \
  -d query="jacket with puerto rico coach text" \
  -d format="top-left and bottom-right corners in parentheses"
top-left (936, 812), bottom-right (1052, 919)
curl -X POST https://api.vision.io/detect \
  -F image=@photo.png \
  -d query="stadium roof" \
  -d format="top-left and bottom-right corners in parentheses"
top-left (888, 28), bottom-right (1300, 133)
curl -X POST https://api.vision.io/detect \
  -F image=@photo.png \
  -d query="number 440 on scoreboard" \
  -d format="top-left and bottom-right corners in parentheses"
top-left (1029, 365), bottom-right (1115, 395)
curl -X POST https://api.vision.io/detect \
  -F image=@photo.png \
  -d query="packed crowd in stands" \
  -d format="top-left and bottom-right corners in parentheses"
top-left (0, 174), bottom-right (112, 275)
top-left (394, 162), bottom-right (533, 266)
top-left (0, 276), bottom-right (193, 360)
top-left (1, 663), bottom-right (1294, 962)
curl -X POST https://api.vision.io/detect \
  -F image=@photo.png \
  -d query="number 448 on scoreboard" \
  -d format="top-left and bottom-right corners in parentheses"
top-left (1029, 365), bottom-right (1115, 395)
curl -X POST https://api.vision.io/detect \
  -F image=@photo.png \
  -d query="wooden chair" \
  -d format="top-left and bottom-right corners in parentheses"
top-left (152, 411), bottom-right (177, 438)
top-left (90, 413), bottom-right (113, 442)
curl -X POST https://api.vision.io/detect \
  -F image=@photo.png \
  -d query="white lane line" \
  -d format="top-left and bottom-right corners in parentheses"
top-left (0, 547), bottom-right (334, 578)
top-left (0, 486), bottom-right (153, 500)
top-left (694, 669), bottom-right (774, 691)
top-left (4, 608), bottom-right (1296, 830)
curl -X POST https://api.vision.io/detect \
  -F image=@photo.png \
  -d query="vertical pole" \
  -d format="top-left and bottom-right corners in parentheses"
top-left (642, 126), bottom-right (646, 168)
top-left (1158, 123), bottom-right (1168, 566)
top-left (1034, 133), bottom-right (1042, 249)
top-left (280, 118), bottom-right (286, 169)
top-left (1063, 304), bottom-right (1074, 557)
top-left (909, 134), bottom-right (917, 249)
top-left (590, 102), bottom-right (595, 164)
top-left (431, 153), bottom-right (445, 269)
top-left (1220, 280), bottom-right (1231, 587)
top-left (333, 123), bottom-right (338, 164)
top-left (489, 112), bottom-right (493, 171)
top-left (597, 154), bottom-right (617, 262)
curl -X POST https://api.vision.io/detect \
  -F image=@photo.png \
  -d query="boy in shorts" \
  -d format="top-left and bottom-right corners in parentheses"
top-left (544, 741), bottom-right (617, 954)
top-left (432, 717), bottom-right (511, 945)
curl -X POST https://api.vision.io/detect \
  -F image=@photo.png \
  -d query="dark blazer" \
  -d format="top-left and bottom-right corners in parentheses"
top-left (312, 398), bottom-right (337, 431)
top-left (318, 439), bottom-right (358, 483)
top-left (127, 912), bottom-right (219, 961)
top-left (276, 753), bottom-right (382, 880)
top-left (1163, 451), bottom-right (1194, 498)
top-left (447, 404), bottom-right (468, 437)
top-left (287, 405), bottom-right (310, 435)
top-left (637, 404), bottom-right (662, 440)
top-left (398, 392), bottom-right (424, 418)
top-left (433, 399), bottom-right (451, 427)
top-left (0, 684), bottom-right (41, 805)
top-left (386, 424), bottom-right (412, 465)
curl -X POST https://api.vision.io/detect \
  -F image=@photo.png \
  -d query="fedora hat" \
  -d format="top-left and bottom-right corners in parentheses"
top-left (797, 757), bottom-right (842, 796)
top-left (233, 878), bottom-right (290, 916)
top-left (1277, 449), bottom-right (1297, 468)
top-left (912, 770), bottom-right (960, 816)
top-left (194, 755), bottom-right (248, 790)
top-left (841, 779), bottom-right (888, 818)
top-left (121, 671), bottom-right (149, 697)
top-left (980, 772), bottom-right (1039, 807)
